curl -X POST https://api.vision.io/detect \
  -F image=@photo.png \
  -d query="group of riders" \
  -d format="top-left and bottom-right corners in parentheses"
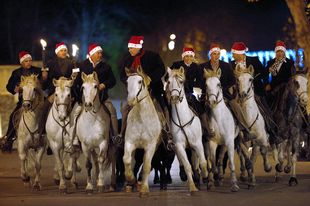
top-left (0, 36), bottom-right (303, 167)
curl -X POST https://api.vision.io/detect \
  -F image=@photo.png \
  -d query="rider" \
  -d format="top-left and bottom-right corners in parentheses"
top-left (265, 41), bottom-right (296, 143)
top-left (200, 43), bottom-right (236, 136)
top-left (74, 43), bottom-right (119, 142)
top-left (38, 42), bottom-right (77, 143)
top-left (230, 41), bottom-right (281, 144)
top-left (1, 51), bottom-right (47, 152)
top-left (119, 36), bottom-right (171, 142)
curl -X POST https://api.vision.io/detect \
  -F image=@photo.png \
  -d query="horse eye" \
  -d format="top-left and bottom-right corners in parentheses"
top-left (94, 85), bottom-right (98, 89)
top-left (180, 80), bottom-right (184, 84)
top-left (217, 83), bottom-right (221, 88)
top-left (167, 81), bottom-right (170, 85)
top-left (55, 93), bottom-right (58, 97)
top-left (294, 80), bottom-right (300, 89)
top-left (138, 80), bottom-right (142, 84)
top-left (250, 78), bottom-right (253, 82)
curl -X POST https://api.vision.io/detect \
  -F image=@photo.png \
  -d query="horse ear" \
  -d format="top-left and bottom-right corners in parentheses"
top-left (204, 68), bottom-right (213, 78)
top-left (53, 78), bottom-right (58, 87)
top-left (179, 66), bottom-right (185, 76)
top-left (137, 66), bottom-right (143, 74)
top-left (144, 75), bottom-right (151, 86)
top-left (93, 71), bottom-right (99, 82)
top-left (68, 79), bottom-right (74, 87)
top-left (167, 67), bottom-right (172, 76)
top-left (81, 72), bottom-right (87, 82)
top-left (203, 68), bottom-right (208, 79)
top-left (21, 75), bottom-right (25, 83)
top-left (125, 67), bottom-right (131, 76)
top-left (248, 65), bottom-right (254, 75)
top-left (216, 68), bottom-right (222, 78)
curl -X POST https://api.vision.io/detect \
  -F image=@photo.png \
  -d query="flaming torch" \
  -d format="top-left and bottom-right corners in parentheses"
top-left (40, 39), bottom-right (49, 72)
top-left (71, 44), bottom-right (80, 79)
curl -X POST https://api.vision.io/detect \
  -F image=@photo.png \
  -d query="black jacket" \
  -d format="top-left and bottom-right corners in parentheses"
top-left (170, 61), bottom-right (204, 94)
top-left (200, 60), bottom-right (236, 99)
top-left (266, 58), bottom-right (295, 90)
top-left (231, 56), bottom-right (268, 97)
top-left (46, 56), bottom-right (75, 95)
top-left (6, 66), bottom-right (43, 102)
top-left (76, 59), bottom-right (116, 102)
top-left (120, 49), bottom-right (166, 98)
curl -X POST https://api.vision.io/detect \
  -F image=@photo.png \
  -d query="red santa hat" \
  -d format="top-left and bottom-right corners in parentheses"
top-left (275, 40), bottom-right (286, 53)
top-left (182, 47), bottom-right (195, 58)
top-left (128, 36), bottom-right (144, 48)
top-left (88, 43), bottom-right (103, 56)
top-left (209, 43), bottom-right (221, 55)
top-left (55, 42), bottom-right (68, 54)
top-left (231, 42), bottom-right (248, 54)
top-left (19, 51), bottom-right (32, 64)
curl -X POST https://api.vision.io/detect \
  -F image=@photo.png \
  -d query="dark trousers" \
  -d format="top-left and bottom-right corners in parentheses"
top-left (5, 101), bottom-right (22, 142)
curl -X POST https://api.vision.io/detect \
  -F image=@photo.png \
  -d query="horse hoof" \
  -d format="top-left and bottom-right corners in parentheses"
top-left (153, 176), bottom-right (160, 184)
top-left (32, 183), bottom-right (41, 191)
top-left (289, 177), bottom-right (298, 186)
top-left (275, 163), bottom-right (283, 173)
top-left (207, 182), bottom-right (213, 190)
top-left (160, 183), bottom-right (167, 190)
top-left (125, 185), bottom-right (133, 193)
top-left (54, 179), bottom-right (60, 185)
top-left (190, 189), bottom-right (199, 196)
top-left (231, 184), bottom-right (239, 192)
top-left (264, 165), bottom-right (272, 173)
top-left (274, 176), bottom-right (281, 183)
top-left (98, 186), bottom-right (104, 193)
top-left (139, 191), bottom-right (149, 198)
top-left (179, 166), bottom-right (187, 182)
top-left (22, 176), bottom-right (30, 183)
top-left (59, 188), bottom-right (67, 194)
top-left (136, 182), bottom-right (142, 192)
top-left (202, 177), bottom-right (208, 184)
top-left (284, 166), bottom-right (291, 174)
top-left (248, 184), bottom-right (255, 190)
top-left (240, 175), bottom-right (247, 182)
top-left (166, 175), bottom-right (172, 184)
top-left (86, 189), bottom-right (93, 194)
top-left (72, 182), bottom-right (78, 190)
top-left (214, 180), bottom-right (223, 187)
top-left (64, 171), bottom-right (73, 180)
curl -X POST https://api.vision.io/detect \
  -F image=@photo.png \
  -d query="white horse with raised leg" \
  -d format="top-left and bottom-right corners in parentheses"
top-left (233, 64), bottom-right (272, 187)
top-left (204, 68), bottom-right (240, 192)
top-left (17, 74), bottom-right (46, 190)
top-left (166, 67), bottom-right (208, 194)
top-left (75, 72), bottom-right (112, 193)
top-left (123, 67), bottom-right (162, 197)
top-left (46, 77), bottom-right (79, 193)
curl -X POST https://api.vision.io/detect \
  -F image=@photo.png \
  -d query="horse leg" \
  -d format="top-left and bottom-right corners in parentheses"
top-left (259, 138), bottom-right (272, 173)
top-left (110, 147), bottom-right (117, 191)
top-left (139, 143), bottom-right (157, 197)
top-left (289, 138), bottom-right (298, 186)
top-left (97, 140), bottom-right (109, 192)
top-left (69, 151), bottom-right (80, 189)
top-left (18, 144), bottom-right (30, 186)
top-left (239, 141), bottom-right (255, 188)
top-left (123, 142), bottom-right (136, 192)
top-left (236, 144), bottom-right (247, 182)
top-left (215, 145), bottom-right (227, 186)
top-left (192, 142), bottom-right (208, 187)
top-left (207, 141), bottom-right (217, 190)
top-left (53, 148), bottom-right (67, 193)
top-left (226, 140), bottom-right (239, 192)
top-left (82, 145), bottom-right (94, 194)
top-left (164, 152), bottom-right (175, 184)
top-left (272, 144), bottom-right (281, 182)
top-left (33, 147), bottom-right (45, 191)
top-left (175, 143), bottom-right (198, 194)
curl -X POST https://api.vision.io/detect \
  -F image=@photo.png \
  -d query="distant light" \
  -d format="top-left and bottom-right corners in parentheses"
top-left (170, 34), bottom-right (176, 40)
top-left (220, 49), bottom-right (227, 56)
top-left (72, 44), bottom-right (79, 57)
top-left (40, 39), bottom-right (47, 50)
top-left (168, 41), bottom-right (175, 50)
top-left (301, 141), bottom-right (305, 148)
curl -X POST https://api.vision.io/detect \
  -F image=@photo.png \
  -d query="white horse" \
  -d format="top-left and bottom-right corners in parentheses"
top-left (46, 77), bottom-right (79, 193)
top-left (17, 74), bottom-right (46, 190)
top-left (204, 68), bottom-right (240, 192)
top-left (233, 64), bottom-right (272, 187)
top-left (75, 72), bottom-right (112, 193)
top-left (273, 72), bottom-right (308, 185)
top-left (166, 67), bottom-right (208, 193)
top-left (123, 67), bottom-right (162, 197)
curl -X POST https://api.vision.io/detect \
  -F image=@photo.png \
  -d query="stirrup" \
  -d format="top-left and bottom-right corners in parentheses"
top-left (167, 140), bottom-right (175, 151)
top-left (112, 135), bottom-right (123, 146)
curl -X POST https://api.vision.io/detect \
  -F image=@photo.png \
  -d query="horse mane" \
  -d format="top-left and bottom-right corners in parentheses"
top-left (82, 72), bottom-right (99, 84)
top-left (203, 68), bottom-right (222, 79)
top-left (54, 76), bottom-right (73, 90)
top-left (125, 66), bottom-right (152, 87)
top-left (233, 64), bottom-right (254, 77)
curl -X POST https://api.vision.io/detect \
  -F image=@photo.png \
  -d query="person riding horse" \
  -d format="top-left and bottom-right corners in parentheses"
top-left (265, 40), bottom-right (296, 143)
top-left (38, 42), bottom-right (78, 140)
top-left (1, 51), bottom-right (47, 152)
top-left (119, 36), bottom-right (171, 141)
top-left (230, 41), bottom-right (281, 144)
top-left (74, 43), bottom-right (119, 141)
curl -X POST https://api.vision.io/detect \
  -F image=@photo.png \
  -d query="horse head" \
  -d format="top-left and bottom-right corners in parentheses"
top-left (166, 67), bottom-right (186, 104)
top-left (126, 66), bottom-right (151, 106)
top-left (20, 74), bottom-right (40, 111)
top-left (292, 71), bottom-right (308, 107)
top-left (234, 64), bottom-right (255, 101)
top-left (53, 77), bottom-right (73, 121)
top-left (204, 68), bottom-right (223, 107)
top-left (81, 72), bottom-right (99, 112)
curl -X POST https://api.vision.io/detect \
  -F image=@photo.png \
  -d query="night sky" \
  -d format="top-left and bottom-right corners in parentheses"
top-left (1, 0), bottom-right (291, 65)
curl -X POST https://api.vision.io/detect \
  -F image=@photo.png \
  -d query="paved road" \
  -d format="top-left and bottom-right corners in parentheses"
top-left (0, 151), bottom-right (309, 206)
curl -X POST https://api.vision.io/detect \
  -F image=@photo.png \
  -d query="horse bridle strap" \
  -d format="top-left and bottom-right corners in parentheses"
top-left (22, 113), bottom-right (38, 141)
top-left (206, 91), bottom-right (223, 106)
top-left (248, 112), bottom-right (259, 131)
